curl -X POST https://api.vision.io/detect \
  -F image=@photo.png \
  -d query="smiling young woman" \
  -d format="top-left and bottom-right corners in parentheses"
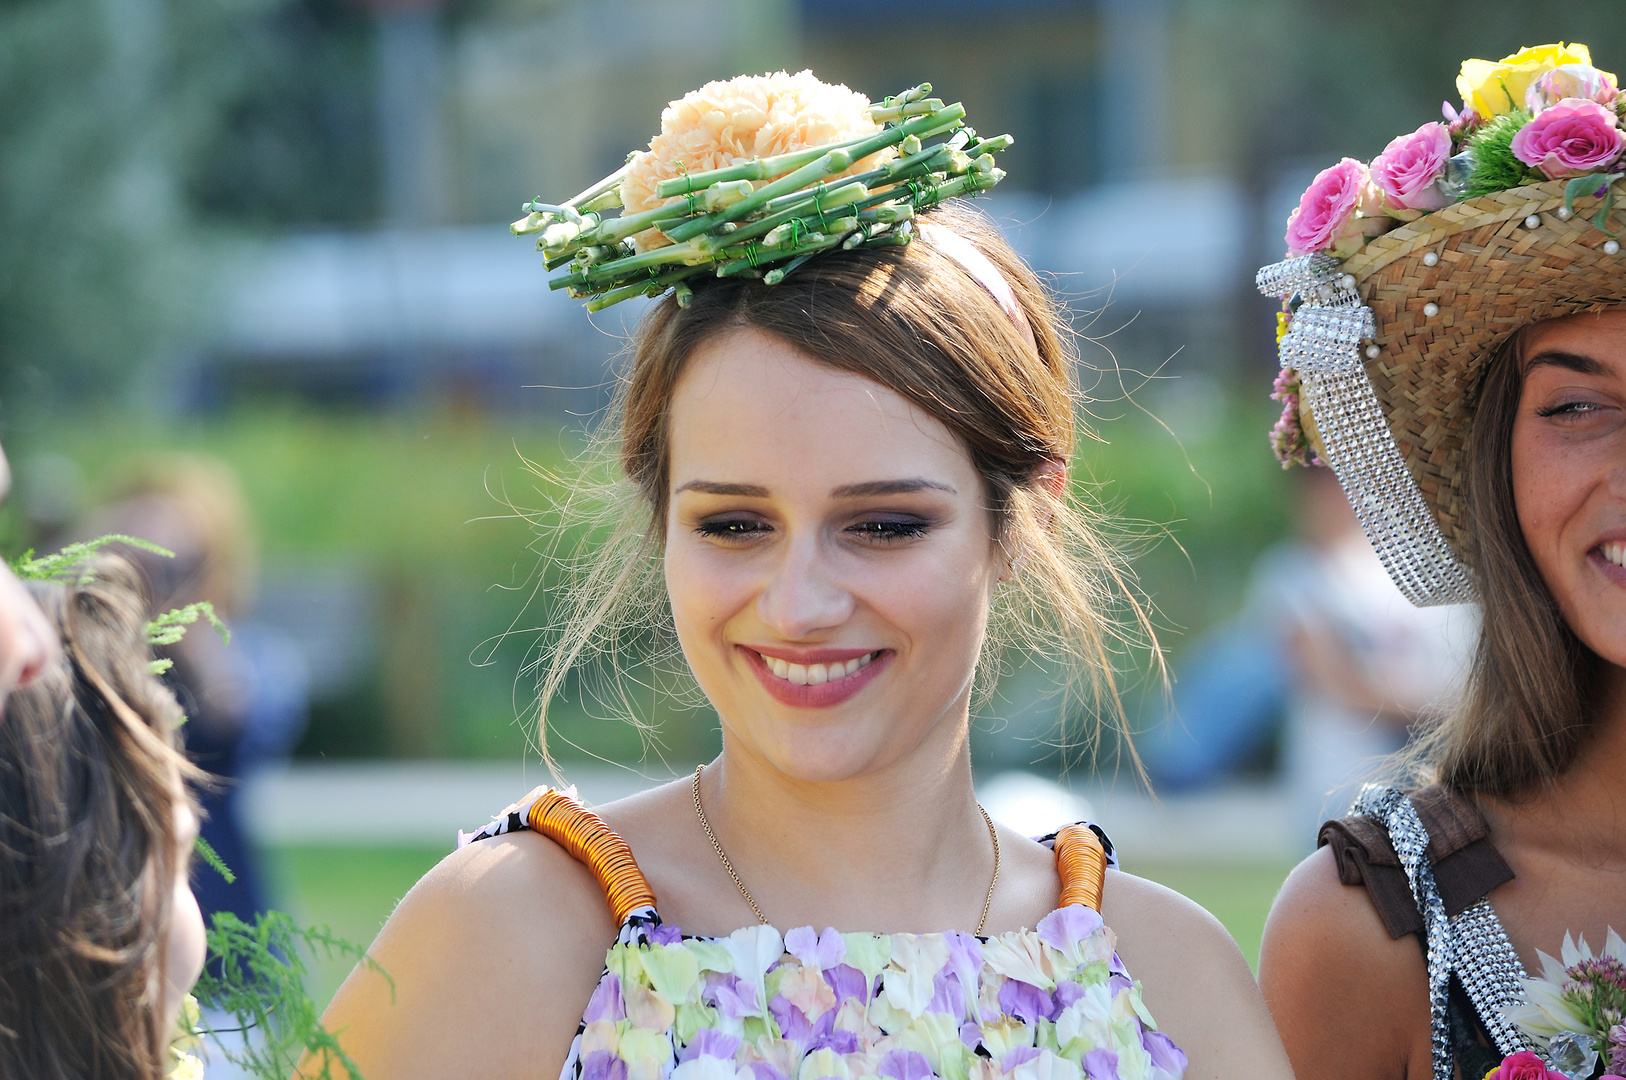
top-left (314, 73), bottom-right (1293, 1080)
top-left (1254, 44), bottom-right (1626, 1080)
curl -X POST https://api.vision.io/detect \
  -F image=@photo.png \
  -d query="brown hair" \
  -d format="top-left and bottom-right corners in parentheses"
top-left (0, 555), bottom-right (199, 1080)
top-left (1415, 329), bottom-right (1597, 798)
top-left (532, 202), bottom-right (1155, 764)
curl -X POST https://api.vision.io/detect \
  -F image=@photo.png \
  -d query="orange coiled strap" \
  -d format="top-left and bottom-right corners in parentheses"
top-left (1055, 823), bottom-right (1107, 912)
top-left (526, 788), bottom-right (657, 924)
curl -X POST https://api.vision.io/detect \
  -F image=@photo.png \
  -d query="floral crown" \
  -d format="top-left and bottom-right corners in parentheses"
top-left (1269, 42), bottom-right (1624, 468)
top-left (511, 71), bottom-right (1011, 311)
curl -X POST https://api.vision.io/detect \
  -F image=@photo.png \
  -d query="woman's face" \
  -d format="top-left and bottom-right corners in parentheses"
top-left (664, 328), bottom-right (1006, 781)
top-left (1512, 308), bottom-right (1626, 665)
top-left (161, 794), bottom-right (207, 1038)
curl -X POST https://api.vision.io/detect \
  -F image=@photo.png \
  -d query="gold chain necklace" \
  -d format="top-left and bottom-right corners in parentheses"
top-left (690, 764), bottom-right (1001, 934)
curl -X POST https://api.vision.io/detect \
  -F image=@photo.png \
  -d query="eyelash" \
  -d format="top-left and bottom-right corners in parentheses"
top-left (693, 519), bottom-right (931, 542)
top-left (1536, 400), bottom-right (1607, 418)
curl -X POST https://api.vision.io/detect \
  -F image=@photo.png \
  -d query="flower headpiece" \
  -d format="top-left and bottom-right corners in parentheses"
top-left (1258, 42), bottom-right (1626, 607)
top-left (512, 71), bottom-right (1010, 311)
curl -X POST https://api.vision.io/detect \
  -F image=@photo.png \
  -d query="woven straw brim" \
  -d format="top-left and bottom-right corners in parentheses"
top-left (1337, 178), bottom-right (1626, 565)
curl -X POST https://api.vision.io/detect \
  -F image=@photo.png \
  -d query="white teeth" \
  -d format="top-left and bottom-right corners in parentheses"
top-left (1605, 542), bottom-right (1626, 568)
top-left (759, 652), bottom-right (877, 684)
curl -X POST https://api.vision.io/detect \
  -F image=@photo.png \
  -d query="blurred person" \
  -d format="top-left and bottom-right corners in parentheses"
top-left (318, 74), bottom-right (1291, 1080)
top-left (0, 442), bottom-right (59, 715)
top-left (1258, 41), bottom-right (1626, 1080)
top-left (87, 455), bottom-right (309, 936)
top-left (1266, 465), bottom-right (1476, 839)
top-left (0, 554), bottom-right (208, 1079)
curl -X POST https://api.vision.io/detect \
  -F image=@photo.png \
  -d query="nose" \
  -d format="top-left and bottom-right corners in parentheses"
top-left (754, 533), bottom-right (854, 640)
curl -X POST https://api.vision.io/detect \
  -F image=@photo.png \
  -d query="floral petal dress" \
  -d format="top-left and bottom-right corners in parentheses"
top-left (461, 788), bottom-right (1186, 1080)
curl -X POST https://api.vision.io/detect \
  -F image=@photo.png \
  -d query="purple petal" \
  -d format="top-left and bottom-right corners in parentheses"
top-left (959, 1021), bottom-right (982, 1050)
top-left (878, 1049), bottom-right (935, 1080)
top-left (748, 1065), bottom-right (789, 1080)
top-left (997, 980), bottom-right (1053, 1026)
top-left (1107, 974), bottom-right (1133, 997)
top-left (679, 1030), bottom-right (741, 1063)
top-left (1141, 1031), bottom-right (1187, 1078)
top-left (709, 973), bottom-right (760, 1021)
top-left (1083, 1049), bottom-right (1121, 1080)
top-left (582, 1052), bottom-right (628, 1080)
top-left (582, 974), bottom-right (624, 1024)
top-left (927, 971), bottom-right (966, 1017)
top-left (649, 924), bottom-right (684, 946)
top-left (769, 993), bottom-right (813, 1046)
top-left (810, 1027), bottom-right (859, 1055)
top-left (944, 932), bottom-right (983, 999)
top-left (1108, 953), bottom-right (1129, 978)
top-left (822, 963), bottom-right (870, 1004)
top-left (1037, 906), bottom-right (1102, 954)
top-left (784, 927), bottom-right (820, 965)
top-left (1051, 981), bottom-right (1084, 1018)
top-left (1001, 1047), bottom-right (1043, 1072)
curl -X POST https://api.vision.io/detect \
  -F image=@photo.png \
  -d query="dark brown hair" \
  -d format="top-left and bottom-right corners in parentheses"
top-left (1420, 329), bottom-right (1597, 797)
top-left (532, 202), bottom-right (1155, 763)
top-left (0, 556), bottom-right (198, 1080)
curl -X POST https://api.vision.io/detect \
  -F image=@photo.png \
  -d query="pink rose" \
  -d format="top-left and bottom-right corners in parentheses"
top-left (1487, 1051), bottom-right (1562, 1080)
top-left (1370, 122), bottom-right (1453, 214)
top-left (1527, 64), bottom-right (1620, 112)
top-left (1510, 98), bottom-right (1626, 179)
top-left (1285, 158), bottom-right (1381, 256)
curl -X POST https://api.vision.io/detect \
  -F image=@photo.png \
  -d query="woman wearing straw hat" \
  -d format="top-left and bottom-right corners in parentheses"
top-left (1256, 43), bottom-right (1626, 1080)
top-left (315, 72), bottom-right (1292, 1080)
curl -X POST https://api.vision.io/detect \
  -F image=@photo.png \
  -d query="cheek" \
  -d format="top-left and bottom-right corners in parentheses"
top-left (166, 873), bottom-right (207, 997)
top-left (1510, 414), bottom-right (1575, 563)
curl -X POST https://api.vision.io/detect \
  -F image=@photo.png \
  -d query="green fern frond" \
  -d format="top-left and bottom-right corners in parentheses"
top-left (11, 534), bottom-right (174, 582)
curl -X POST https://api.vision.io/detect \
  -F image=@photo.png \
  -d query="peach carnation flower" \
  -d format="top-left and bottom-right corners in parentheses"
top-left (620, 70), bottom-right (898, 249)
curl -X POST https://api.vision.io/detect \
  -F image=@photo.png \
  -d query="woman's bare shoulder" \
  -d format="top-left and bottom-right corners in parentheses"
top-left (312, 828), bottom-right (618, 1080)
top-left (1101, 870), bottom-right (1293, 1080)
top-left (1258, 845), bottom-right (1429, 1080)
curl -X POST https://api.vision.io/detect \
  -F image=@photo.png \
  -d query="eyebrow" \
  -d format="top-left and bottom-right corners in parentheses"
top-left (672, 478), bottom-right (956, 497)
top-left (1525, 350), bottom-right (1610, 376)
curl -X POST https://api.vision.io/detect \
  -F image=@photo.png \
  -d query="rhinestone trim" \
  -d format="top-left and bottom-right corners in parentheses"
top-left (1258, 255), bottom-right (1478, 607)
top-left (1353, 785), bottom-right (1534, 1080)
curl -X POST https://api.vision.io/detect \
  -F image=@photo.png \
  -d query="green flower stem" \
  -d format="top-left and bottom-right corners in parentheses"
top-left (584, 264), bottom-right (709, 312)
top-left (551, 238), bottom-right (708, 291)
top-left (715, 220), bottom-right (853, 279)
top-left (868, 97), bottom-right (944, 124)
top-left (965, 134), bottom-right (1014, 155)
top-left (662, 149), bottom-right (857, 243)
top-left (653, 102), bottom-right (965, 202)
top-left (562, 164), bottom-right (629, 212)
top-left (875, 82), bottom-right (932, 109)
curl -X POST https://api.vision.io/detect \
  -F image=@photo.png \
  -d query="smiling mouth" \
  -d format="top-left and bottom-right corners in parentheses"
top-left (751, 651), bottom-right (878, 686)
top-left (1603, 541), bottom-right (1626, 569)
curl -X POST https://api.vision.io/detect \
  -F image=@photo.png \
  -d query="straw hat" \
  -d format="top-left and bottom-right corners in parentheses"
top-left (1258, 45), bottom-right (1626, 607)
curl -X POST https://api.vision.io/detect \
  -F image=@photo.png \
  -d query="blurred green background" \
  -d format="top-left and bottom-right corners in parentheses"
top-left (7, 0), bottom-right (1626, 1016)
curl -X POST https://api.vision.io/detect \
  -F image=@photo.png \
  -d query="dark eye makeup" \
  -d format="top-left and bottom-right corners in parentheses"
top-left (692, 515), bottom-right (934, 543)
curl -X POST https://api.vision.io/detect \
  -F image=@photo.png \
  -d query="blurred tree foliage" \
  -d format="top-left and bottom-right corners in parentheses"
top-left (0, 0), bottom-right (375, 406)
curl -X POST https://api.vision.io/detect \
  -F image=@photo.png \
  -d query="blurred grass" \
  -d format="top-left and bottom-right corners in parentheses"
top-left (269, 843), bottom-right (1293, 1012)
top-left (3, 388), bottom-right (1293, 764)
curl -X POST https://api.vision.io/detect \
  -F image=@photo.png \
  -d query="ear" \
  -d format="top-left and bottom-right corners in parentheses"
top-left (1032, 458), bottom-right (1067, 505)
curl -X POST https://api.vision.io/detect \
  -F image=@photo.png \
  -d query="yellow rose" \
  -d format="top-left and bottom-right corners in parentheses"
top-left (1457, 43), bottom-right (1604, 117)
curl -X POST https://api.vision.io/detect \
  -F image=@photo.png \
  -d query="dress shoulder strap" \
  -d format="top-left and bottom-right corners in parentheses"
top-left (459, 786), bottom-right (657, 925)
top-left (1054, 823), bottom-right (1110, 912)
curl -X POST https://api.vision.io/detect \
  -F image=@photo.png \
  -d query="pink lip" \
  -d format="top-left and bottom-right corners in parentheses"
top-left (737, 645), bottom-right (892, 708)
top-left (1588, 545), bottom-right (1626, 587)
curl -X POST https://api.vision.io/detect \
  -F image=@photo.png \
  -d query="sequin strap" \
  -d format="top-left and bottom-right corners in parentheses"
top-left (1054, 823), bottom-right (1108, 912)
top-left (1352, 784), bottom-right (1533, 1080)
top-left (459, 786), bottom-right (657, 925)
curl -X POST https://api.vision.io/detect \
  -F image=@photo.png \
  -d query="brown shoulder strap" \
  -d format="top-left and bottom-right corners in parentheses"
top-left (1054, 823), bottom-right (1107, 912)
top-left (1317, 784), bottom-right (1514, 940)
top-left (523, 787), bottom-right (657, 924)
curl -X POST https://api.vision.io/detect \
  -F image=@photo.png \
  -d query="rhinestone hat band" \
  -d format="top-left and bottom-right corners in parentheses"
top-left (1256, 254), bottom-right (1477, 608)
